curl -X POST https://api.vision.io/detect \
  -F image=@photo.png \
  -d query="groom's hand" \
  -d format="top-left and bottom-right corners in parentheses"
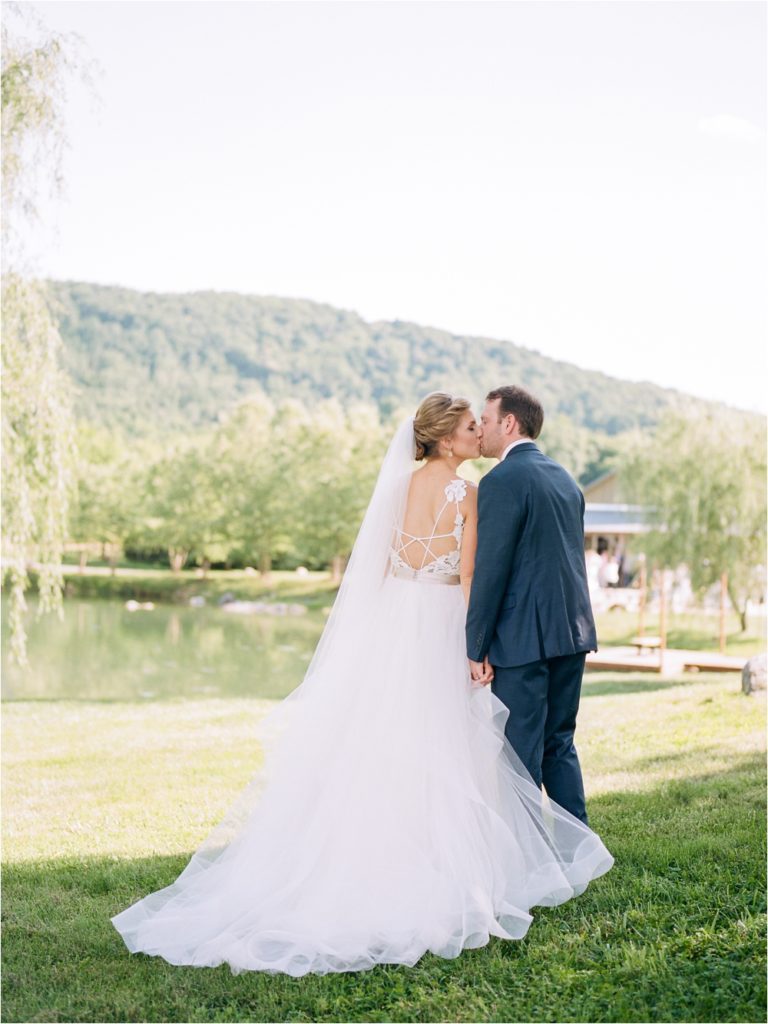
top-left (469, 657), bottom-right (494, 686)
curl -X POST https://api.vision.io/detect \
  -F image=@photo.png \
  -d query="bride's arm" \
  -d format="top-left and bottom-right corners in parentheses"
top-left (459, 483), bottom-right (478, 607)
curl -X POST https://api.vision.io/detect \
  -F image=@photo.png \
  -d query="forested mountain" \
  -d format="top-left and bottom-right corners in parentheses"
top-left (42, 279), bottom-right (763, 573)
top-left (48, 280), bottom-right (717, 438)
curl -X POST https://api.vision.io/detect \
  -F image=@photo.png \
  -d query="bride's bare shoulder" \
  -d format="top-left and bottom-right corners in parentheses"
top-left (410, 470), bottom-right (478, 513)
top-left (460, 479), bottom-right (478, 512)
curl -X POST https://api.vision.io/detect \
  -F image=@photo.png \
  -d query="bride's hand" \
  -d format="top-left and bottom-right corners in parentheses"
top-left (469, 657), bottom-right (494, 686)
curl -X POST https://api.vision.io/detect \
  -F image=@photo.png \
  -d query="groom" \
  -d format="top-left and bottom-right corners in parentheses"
top-left (466, 385), bottom-right (597, 824)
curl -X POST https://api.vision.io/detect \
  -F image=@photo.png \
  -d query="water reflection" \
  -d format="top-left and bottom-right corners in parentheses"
top-left (1, 598), bottom-right (326, 701)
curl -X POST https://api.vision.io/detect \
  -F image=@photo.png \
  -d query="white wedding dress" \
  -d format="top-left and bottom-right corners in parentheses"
top-left (111, 419), bottom-right (613, 977)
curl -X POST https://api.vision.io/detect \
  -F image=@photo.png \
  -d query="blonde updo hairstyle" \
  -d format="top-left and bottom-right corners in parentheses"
top-left (413, 392), bottom-right (472, 461)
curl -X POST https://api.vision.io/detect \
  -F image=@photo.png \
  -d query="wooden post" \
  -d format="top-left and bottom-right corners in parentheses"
top-left (658, 568), bottom-right (668, 672)
top-left (637, 556), bottom-right (647, 638)
top-left (719, 571), bottom-right (728, 654)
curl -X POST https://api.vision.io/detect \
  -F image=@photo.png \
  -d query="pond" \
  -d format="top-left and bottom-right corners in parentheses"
top-left (1, 598), bottom-right (326, 702)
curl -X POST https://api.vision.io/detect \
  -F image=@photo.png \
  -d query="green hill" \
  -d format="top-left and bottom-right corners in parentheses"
top-left (49, 279), bottom-right (717, 438)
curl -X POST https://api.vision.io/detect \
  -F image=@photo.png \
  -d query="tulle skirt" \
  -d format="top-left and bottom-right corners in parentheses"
top-left (111, 575), bottom-right (613, 976)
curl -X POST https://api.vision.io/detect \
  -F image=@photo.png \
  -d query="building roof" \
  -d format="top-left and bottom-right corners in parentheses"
top-left (582, 469), bottom-right (617, 494)
top-left (584, 502), bottom-right (649, 535)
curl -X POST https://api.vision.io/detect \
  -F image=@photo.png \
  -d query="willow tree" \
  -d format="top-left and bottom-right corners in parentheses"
top-left (620, 412), bottom-right (766, 632)
top-left (1, 8), bottom-right (86, 661)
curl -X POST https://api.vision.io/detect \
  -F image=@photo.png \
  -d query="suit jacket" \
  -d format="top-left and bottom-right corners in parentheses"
top-left (465, 442), bottom-right (597, 667)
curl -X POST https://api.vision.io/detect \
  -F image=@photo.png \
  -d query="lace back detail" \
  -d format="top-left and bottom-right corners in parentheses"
top-left (390, 478), bottom-right (467, 579)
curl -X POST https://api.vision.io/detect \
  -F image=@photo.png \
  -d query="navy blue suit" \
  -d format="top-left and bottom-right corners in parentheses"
top-left (465, 442), bottom-right (597, 823)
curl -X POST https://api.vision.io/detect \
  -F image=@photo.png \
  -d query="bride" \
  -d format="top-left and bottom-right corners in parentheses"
top-left (111, 392), bottom-right (613, 977)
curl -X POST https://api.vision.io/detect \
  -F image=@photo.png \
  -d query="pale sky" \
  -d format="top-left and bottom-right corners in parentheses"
top-left (14, 0), bottom-right (768, 412)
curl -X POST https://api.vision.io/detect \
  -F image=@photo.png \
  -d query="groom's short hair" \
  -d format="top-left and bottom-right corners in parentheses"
top-left (486, 386), bottom-right (544, 439)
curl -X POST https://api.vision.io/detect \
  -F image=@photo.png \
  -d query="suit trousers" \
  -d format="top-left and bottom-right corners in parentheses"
top-left (491, 652), bottom-right (589, 824)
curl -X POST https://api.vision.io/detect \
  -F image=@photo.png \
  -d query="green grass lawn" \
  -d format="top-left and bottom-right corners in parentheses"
top-left (594, 607), bottom-right (766, 659)
top-left (2, 673), bottom-right (765, 1023)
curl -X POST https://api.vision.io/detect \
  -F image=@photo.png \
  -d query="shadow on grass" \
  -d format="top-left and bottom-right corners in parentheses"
top-left (2, 753), bottom-right (765, 1024)
top-left (620, 742), bottom-right (764, 775)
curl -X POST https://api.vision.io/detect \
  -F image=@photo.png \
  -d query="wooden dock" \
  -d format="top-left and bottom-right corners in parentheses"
top-left (586, 646), bottom-right (747, 677)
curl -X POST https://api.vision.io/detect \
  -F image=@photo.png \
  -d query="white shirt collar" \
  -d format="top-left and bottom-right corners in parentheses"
top-left (500, 437), bottom-right (534, 461)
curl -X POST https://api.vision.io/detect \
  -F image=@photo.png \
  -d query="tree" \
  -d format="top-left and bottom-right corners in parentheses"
top-left (296, 402), bottom-right (385, 579)
top-left (620, 413), bottom-right (767, 631)
top-left (215, 396), bottom-right (304, 578)
top-left (68, 424), bottom-right (143, 572)
top-left (140, 438), bottom-right (226, 573)
top-left (1, 7), bottom-right (89, 661)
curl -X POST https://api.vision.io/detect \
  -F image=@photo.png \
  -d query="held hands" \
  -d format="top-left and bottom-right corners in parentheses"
top-left (468, 656), bottom-right (494, 686)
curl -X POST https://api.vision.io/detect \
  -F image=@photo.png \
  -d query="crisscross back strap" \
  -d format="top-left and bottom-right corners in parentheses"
top-left (393, 478), bottom-right (467, 569)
